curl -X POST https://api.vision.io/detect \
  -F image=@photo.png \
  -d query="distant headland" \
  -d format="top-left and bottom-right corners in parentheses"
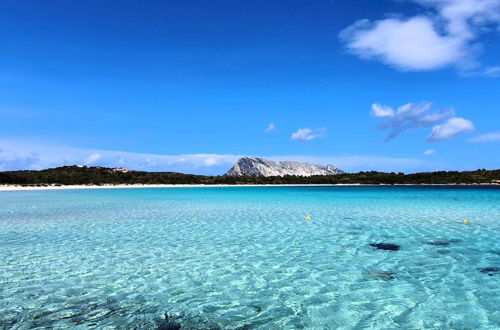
top-left (226, 157), bottom-right (344, 177)
top-left (0, 157), bottom-right (499, 187)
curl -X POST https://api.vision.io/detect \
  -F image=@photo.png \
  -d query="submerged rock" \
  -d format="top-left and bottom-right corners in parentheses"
top-left (478, 267), bottom-right (500, 276)
top-left (436, 249), bottom-right (451, 255)
top-left (369, 270), bottom-right (396, 280)
top-left (157, 321), bottom-right (181, 330)
top-left (369, 243), bottom-right (400, 251)
top-left (425, 239), bottom-right (461, 246)
top-left (426, 241), bottom-right (450, 246)
top-left (158, 314), bottom-right (181, 330)
top-left (250, 304), bottom-right (262, 313)
top-left (447, 239), bottom-right (462, 243)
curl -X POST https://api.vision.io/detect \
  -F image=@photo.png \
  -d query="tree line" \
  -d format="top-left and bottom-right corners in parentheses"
top-left (0, 165), bottom-right (499, 186)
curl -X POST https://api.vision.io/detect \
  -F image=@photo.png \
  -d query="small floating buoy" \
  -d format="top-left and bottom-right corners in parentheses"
top-left (463, 219), bottom-right (469, 224)
top-left (305, 216), bottom-right (312, 221)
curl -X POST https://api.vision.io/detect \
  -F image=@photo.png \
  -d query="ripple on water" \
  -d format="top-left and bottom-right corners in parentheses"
top-left (0, 186), bottom-right (499, 329)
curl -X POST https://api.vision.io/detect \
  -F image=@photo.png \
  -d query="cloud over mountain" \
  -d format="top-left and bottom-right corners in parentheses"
top-left (0, 140), bottom-right (441, 174)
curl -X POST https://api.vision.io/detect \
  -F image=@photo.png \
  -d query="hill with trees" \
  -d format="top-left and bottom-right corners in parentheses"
top-left (1, 165), bottom-right (499, 186)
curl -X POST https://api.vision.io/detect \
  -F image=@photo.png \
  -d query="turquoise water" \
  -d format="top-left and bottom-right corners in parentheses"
top-left (1, 186), bottom-right (499, 329)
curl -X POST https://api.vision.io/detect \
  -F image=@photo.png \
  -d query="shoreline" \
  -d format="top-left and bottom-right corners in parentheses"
top-left (0, 183), bottom-right (499, 191)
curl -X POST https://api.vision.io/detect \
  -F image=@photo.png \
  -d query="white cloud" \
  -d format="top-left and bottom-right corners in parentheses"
top-left (265, 123), bottom-right (276, 132)
top-left (340, 0), bottom-right (500, 71)
top-left (423, 149), bottom-right (436, 155)
top-left (203, 157), bottom-right (220, 166)
top-left (372, 102), bottom-right (455, 140)
top-left (290, 128), bottom-right (326, 142)
top-left (0, 140), bottom-right (240, 175)
top-left (469, 132), bottom-right (500, 142)
top-left (371, 103), bottom-right (394, 117)
top-left (427, 117), bottom-right (475, 142)
top-left (483, 66), bottom-right (500, 77)
top-left (85, 153), bottom-right (102, 165)
top-left (0, 139), bottom-right (452, 174)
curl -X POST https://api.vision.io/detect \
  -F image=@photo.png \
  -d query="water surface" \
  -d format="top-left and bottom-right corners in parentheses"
top-left (1, 186), bottom-right (499, 329)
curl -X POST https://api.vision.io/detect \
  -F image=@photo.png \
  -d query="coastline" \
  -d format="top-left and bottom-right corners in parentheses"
top-left (0, 183), bottom-right (499, 191)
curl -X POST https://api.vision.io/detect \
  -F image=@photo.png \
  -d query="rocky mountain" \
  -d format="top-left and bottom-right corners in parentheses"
top-left (225, 157), bottom-right (344, 177)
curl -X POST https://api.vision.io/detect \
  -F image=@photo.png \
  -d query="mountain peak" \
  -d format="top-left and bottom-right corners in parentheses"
top-left (226, 157), bottom-right (344, 177)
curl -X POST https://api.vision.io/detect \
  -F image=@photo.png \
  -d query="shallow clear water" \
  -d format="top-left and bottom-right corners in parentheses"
top-left (1, 186), bottom-right (499, 329)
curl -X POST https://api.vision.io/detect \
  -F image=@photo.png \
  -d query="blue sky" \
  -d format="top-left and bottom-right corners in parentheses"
top-left (0, 0), bottom-right (499, 174)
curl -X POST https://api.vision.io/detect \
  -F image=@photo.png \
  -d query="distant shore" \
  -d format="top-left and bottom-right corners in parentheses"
top-left (1, 183), bottom-right (499, 191)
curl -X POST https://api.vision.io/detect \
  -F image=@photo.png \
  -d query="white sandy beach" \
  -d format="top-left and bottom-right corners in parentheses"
top-left (0, 183), bottom-right (497, 191)
top-left (0, 184), bottom-right (348, 191)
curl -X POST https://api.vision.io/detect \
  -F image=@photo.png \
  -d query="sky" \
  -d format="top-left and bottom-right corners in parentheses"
top-left (0, 0), bottom-right (499, 174)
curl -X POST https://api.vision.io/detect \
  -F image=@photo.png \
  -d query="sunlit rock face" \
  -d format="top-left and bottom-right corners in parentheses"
top-left (225, 157), bottom-right (344, 177)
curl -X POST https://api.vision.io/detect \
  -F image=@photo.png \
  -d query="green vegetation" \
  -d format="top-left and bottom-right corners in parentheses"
top-left (1, 165), bottom-right (499, 186)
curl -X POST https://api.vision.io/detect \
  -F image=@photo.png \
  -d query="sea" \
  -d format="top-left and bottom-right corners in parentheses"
top-left (1, 186), bottom-right (499, 329)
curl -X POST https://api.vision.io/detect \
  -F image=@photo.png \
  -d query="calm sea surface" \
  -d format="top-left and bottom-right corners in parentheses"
top-left (1, 186), bottom-right (499, 329)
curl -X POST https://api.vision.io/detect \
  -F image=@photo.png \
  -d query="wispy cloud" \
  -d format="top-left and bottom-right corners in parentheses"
top-left (271, 155), bottom-right (443, 173)
top-left (290, 128), bottom-right (326, 142)
top-left (265, 123), bottom-right (276, 132)
top-left (427, 117), bottom-right (475, 142)
top-left (371, 102), bottom-right (456, 141)
top-left (0, 140), bottom-right (240, 175)
top-left (423, 149), bottom-right (436, 156)
top-left (483, 66), bottom-right (500, 77)
top-left (85, 153), bottom-right (102, 165)
top-left (340, 0), bottom-right (500, 72)
top-left (469, 132), bottom-right (500, 142)
top-left (0, 139), bottom-right (446, 174)
top-left (371, 103), bottom-right (395, 117)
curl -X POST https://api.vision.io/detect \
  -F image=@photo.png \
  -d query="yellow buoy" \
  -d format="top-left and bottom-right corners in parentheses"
top-left (306, 216), bottom-right (312, 221)
top-left (463, 219), bottom-right (469, 224)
